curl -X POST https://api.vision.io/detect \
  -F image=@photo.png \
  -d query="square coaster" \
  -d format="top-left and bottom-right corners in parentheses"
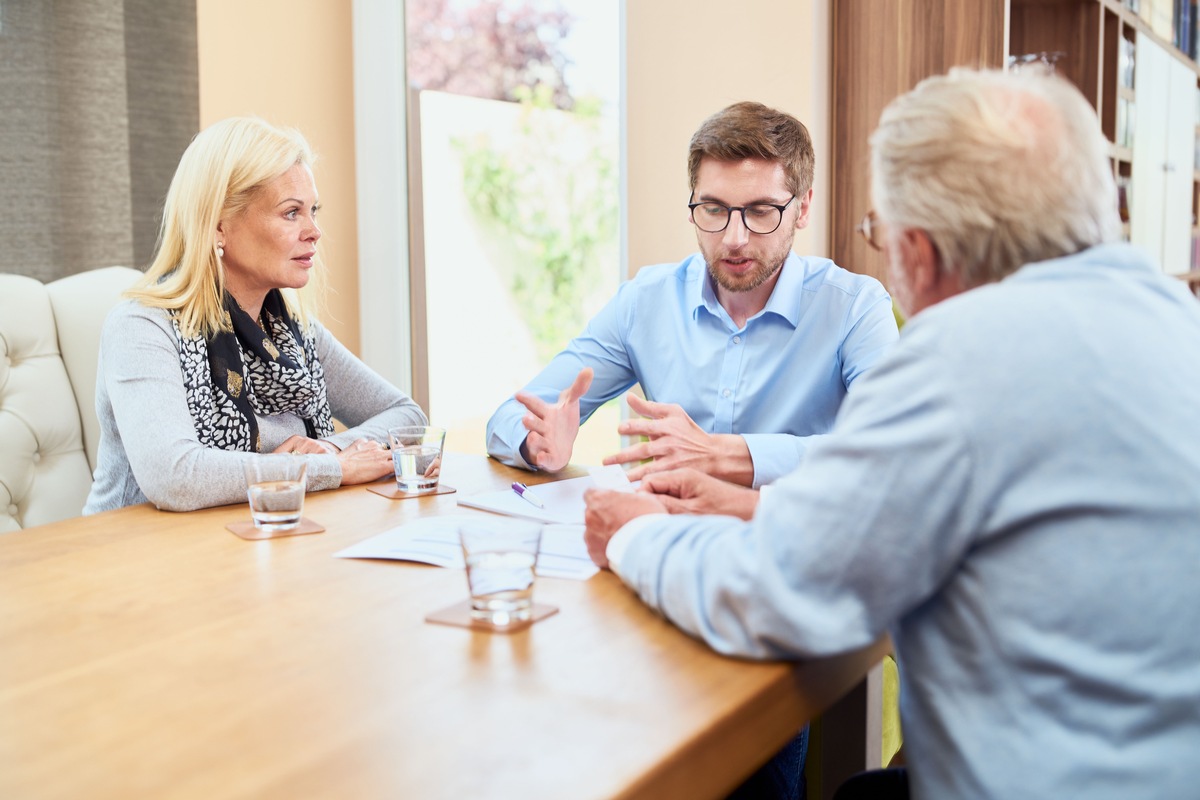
top-left (226, 518), bottom-right (326, 541)
top-left (367, 483), bottom-right (457, 500)
top-left (425, 599), bottom-right (559, 633)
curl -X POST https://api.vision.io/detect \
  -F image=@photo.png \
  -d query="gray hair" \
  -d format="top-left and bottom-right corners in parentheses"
top-left (869, 67), bottom-right (1120, 289)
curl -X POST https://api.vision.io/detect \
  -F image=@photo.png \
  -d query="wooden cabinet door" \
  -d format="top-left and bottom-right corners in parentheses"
top-left (830, 0), bottom-right (1007, 287)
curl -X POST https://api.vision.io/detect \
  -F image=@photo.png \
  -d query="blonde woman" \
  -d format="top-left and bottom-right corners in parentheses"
top-left (85, 117), bottom-right (425, 513)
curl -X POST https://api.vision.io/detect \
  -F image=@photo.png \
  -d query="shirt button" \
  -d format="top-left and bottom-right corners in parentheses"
top-left (732, 336), bottom-right (741, 344)
top-left (6, 504), bottom-right (17, 517)
top-left (722, 389), bottom-right (731, 398)
top-left (31, 452), bottom-right (41, 464)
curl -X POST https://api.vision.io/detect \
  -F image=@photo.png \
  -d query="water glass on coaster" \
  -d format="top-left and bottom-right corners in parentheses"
top-left (388, 425), bottom-right (446, 493)
top-left (459, 519), bottom-right (543, 626)
top-left (242, 454), bottom-right (307, 531)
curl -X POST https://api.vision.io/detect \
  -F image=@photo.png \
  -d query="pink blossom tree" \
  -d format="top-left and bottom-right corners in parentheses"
top-left (406, 0), bottom-right (576, 110)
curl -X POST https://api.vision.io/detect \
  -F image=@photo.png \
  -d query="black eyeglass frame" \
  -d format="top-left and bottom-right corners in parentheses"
top-left (687, 195), bottom-right (797, 235)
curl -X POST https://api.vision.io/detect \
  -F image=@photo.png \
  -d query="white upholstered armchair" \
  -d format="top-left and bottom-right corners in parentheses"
top-left (0, 267), bottom-right (141, 532)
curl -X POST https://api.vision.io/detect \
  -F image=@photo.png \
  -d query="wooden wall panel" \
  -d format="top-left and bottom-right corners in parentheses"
top-left (1011, 0), bottom-right (1102, 105)
top-left (830, 0), bottom-right (1007, 287)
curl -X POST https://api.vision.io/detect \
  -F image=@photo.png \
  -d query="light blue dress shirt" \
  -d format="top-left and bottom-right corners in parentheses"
top-left (611, 243), bottom-right (1200, 799)
top-left (485, 252), bottom-right (897, 486)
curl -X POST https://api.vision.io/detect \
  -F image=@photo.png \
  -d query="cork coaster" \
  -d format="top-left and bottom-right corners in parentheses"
top-left (367, 483), bottom-right (457, 500)
top-left (226, 518), bottom-right (326, 541)
top-left (425, 599), bottom-right (559, 633)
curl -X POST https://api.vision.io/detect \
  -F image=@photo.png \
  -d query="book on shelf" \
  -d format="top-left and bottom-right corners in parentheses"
top-left (1177, 0), bottom-right (1193, 57)
top-left (1116, 174), bottom-right (1132, 225)
top-left (1193, 0), bottom-right (1200, 60)
top-left (1146, 0), bottom-right (1173, 42)
top-left (1118, 36), bottom-right (1137, 89)
top-left (1117, 97), bottom-right (1136, 149)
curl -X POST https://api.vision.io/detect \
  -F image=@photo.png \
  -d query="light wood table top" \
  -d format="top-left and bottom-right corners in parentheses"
top-left (0, 453), bottom-right (888, 800)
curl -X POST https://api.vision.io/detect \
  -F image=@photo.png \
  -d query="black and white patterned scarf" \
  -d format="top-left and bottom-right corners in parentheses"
top-left (171, 289), bottom-right (335, 452)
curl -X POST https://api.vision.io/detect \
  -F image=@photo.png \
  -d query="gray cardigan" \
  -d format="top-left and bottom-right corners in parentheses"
top-left (84, 300), bottom-right (427, 513)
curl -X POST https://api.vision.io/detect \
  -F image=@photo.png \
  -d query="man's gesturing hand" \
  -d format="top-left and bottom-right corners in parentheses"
top-left (515, 367), bottom-right (593, 472)
top-left (602, 394), bottom-right (754, 485)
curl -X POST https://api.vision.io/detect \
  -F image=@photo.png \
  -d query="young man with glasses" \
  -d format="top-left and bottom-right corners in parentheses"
top-left (486, 101), bottom-right (897, 491)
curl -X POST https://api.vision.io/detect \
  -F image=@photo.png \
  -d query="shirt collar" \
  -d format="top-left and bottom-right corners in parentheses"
top-left (691, 251), bottom-right (805, 329)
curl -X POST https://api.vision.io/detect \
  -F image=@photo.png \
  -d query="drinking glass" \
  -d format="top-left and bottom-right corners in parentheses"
top-left (459, 519), bottom-right (543, 626)
top-left (388, 425), bottom-right (446, 493)
top-left (243, 454), bottom-right (307, 531)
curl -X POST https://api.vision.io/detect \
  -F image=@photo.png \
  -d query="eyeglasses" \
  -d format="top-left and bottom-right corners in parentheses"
top-left (688, 196), bottom-right (796, 235)
top-left (856, 210), bottom-right (883, 251)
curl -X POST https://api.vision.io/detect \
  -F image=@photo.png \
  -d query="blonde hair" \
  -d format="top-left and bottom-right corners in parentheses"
top-left (129, 117), bottom-right (326, 338)
top-left (869, 67), bottom-right (1120, 289)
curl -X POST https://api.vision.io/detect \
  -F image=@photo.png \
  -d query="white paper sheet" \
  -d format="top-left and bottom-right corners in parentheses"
top-left (333, 514), bottom-right (599, 580)
top-left (455, 465), bottom-right (633, 524)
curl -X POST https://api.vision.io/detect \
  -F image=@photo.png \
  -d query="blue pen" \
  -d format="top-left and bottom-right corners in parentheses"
top-left (511, 482), bottom-right (545, 509)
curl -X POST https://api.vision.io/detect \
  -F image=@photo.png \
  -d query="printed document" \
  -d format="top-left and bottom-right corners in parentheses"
top-left (334, 515), bottom-right (599, 580)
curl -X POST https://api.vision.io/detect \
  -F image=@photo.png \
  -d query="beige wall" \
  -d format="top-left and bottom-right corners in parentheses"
top-left (196, 1), bottom-right (361, 353)
top-left (196, 1), bottom-right (833, 358)
top-left (625, 0), bottom-right (830, 277)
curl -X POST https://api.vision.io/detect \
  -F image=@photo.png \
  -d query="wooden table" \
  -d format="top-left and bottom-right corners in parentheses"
top-left (0, 453), bottom-right (887, 799)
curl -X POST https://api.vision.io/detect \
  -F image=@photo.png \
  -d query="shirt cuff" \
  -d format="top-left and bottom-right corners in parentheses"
top-left (741, 433), bottom-right (806, 488)
top-left (303, 453), bottom-right (343, 491)
top-left (514, 433), bottom-right (538, 471)
top-left (606, 513), bottom-right (671, 579)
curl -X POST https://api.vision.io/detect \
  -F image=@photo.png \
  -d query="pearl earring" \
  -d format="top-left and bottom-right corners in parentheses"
top-left (217, 243), bottom-right (225, 259)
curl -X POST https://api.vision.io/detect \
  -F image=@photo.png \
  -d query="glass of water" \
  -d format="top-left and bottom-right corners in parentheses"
top-left (459, 519), bottom-right (543, 626)
top-left (388, 425), bottom-right (446, 493)
top-left (243, 454), bottom-right (307, 531)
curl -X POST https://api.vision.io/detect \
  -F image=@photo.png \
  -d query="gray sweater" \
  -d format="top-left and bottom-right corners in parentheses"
top-left (84, 301), bottom-right (427, 513)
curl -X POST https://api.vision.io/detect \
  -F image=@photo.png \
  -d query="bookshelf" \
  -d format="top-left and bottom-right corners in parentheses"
top-left (830, 0), bottom-right (1200, 296)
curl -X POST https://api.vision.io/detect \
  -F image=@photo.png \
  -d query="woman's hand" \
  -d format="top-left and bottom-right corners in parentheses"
top-left (273, 436), bottom-right (391, 484)
top-left (334, 438), bottom-right (394, 485)
top-left (273, 435), bottom-right (338, 455)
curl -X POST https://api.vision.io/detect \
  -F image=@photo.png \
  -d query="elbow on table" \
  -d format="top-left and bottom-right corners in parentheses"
top-left (145, 487), bottom-right (219, 514)
top-left (138, 461), bottom-right (236, 513)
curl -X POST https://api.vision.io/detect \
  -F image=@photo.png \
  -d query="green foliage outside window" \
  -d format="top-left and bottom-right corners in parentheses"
top-left (455, 84), bottom-right (618, 362)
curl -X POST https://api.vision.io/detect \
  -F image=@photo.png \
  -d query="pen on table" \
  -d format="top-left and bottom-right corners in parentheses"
top-left (511, 482), bottom-right (545, 509)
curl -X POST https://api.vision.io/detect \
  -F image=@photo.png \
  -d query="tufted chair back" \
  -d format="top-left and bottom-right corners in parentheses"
top-left (0, 267), bottom-right (142, 532)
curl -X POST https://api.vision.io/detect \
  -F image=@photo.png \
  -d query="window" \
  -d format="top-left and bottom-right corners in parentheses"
top-left (405, 0), bottom-right (622, 458)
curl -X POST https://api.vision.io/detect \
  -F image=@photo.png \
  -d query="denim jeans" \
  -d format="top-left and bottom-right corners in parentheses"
top-left (726, 724), bottom-right (809, 800)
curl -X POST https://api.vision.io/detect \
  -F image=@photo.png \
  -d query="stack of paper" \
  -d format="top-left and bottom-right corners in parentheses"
top-left (455, 464), bottom-right (633, 524)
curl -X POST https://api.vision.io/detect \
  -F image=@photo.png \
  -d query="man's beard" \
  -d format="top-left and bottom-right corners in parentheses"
top-left (702, 239), bottom-right (790, 293)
